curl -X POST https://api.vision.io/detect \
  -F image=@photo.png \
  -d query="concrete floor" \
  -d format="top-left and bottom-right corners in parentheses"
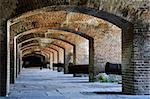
top-left (0, 68), bottom-right (149, 99)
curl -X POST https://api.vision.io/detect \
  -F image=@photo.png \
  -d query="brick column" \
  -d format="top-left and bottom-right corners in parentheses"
top-left (73, 45), bottom-right (76, 64)
top-left (18, 48), bottom-right (22, 74)
top-left (89, 38), bottom-right (95, 82)
top-left (122, 22), bottom-right (150, 95)
top-left (0, 25), bottom-right (9, 96)
top-left (19, 51), bottom-right (23, 73)
top-left (14, 37), bottom-right (17, 77)
top-left (16, 45), bottom-right (20, 77)
top-left (64, 50), bottom-right (71, 74)
top-left (64, 46), bottom-right (75, 74)
top-left (10, 44), bottom-right (16, 84)
top-left (50, 53), bottom-right (53, 69)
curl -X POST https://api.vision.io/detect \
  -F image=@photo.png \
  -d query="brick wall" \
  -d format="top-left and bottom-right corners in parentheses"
top-left (94, 25), bottom-right (122, 73)
top-left (76, 38), bottom-right (89, 65)
top-left (123, 22), bottom-right (150, 95)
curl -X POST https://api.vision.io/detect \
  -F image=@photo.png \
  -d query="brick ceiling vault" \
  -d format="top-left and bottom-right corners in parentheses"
top-left (22, 49), bottom-right (51, 60)
top-left (15, 28), bottom-right (91, 57)
top-left (10, 11), bottom-right (121, 38)
top-left (21, 45), bottom-right (57, 58)
top-left (10, 10), bottom-right (121, 56)
top-left (16, 30), bottom-right (88, 46)
top-left (10, 4), bottom-right (136, 65)
top-left (18, 38), bottom-right (73, 56)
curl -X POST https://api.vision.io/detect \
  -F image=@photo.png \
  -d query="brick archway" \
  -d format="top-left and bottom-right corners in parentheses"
top-left (14, 28), bottom-right (94, 80)
top-left (21, 43), bottom-right (66, 70)
top-left (17, 37), bottom-right (75, 74)
top-left (8, 5), bottom-right (149, 95)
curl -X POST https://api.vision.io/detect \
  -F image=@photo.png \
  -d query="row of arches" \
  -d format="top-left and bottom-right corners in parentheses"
top-left (0, 1), bottom-right (149, 96)
top-left (9, 7), bottom-right (123, 94)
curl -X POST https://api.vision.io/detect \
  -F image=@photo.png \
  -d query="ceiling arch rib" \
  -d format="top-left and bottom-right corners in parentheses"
top-left (21, 46), bottom-right (57, 62)
top-left (22, 49), bottom-right (51, 62)
top-left (19, 41), bottom-right (66, 64)
top-left (20, 45), bottom-right (59, 55)
top-left (23, 52), bottom-right (47, 59)
top-left (21, 46), bottom-right (41, 54)
top-left (18, 38), bottom-right (73, 63)
top-left (20, 43), bottom-right (40, 50)
top-left (15, 28), bottom-right (91, 48)
top-left (20, 43), bottom-right (64, 52)
top-left (18, 37), bottom-right (75, 64)
top-left (18, 37), bottom-right (74, 48)
top-left (18, 38), bottom-right (73, 60)
top-left (10, 6), bottom-right (131, 29)
top-left (18, 37), bottom-right (75, 60)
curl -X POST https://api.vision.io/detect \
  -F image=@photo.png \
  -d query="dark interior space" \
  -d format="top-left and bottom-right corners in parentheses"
top-left (22, 54), bottom-right (47, 68)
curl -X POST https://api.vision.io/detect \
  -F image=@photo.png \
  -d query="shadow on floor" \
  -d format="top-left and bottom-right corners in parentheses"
top-left (63, 81), bottom-right (89, 83)
top-left (94, 92), bottom-right (122, 95)
top-left (81, 92), bottom-right (122, 95)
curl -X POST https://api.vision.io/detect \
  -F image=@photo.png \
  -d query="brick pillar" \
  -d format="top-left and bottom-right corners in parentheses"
top-left (10, 44), bottom-right (16, 84)
top-left (0, 26), bottom-right (9, 96)
top-left (19, 51), bottom-right (22, 73)
top-left (73, 45), bottom-right (76, 64)
top-left (89, 38), bottom-right (95, 82)
top-left (63, 49), bottom-right (66, 72)
top-left (64, 50), bottom-right (71, 74)
top-left (64, 46), bottom-right (75, 74)
top-left (50, 53), bottom-right (53, 69)
top-left (16, 45), bottom-right (20, 77)
top-left (14, 38), bottom-right (18, 78)
top-left (18, 48), bottom-right (22, 74)
top-left (122, 22), bottom-right (150, 95)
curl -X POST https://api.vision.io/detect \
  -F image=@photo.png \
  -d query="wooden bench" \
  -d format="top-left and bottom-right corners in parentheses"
top-left (68, 63), bottom-right (89, 74)
top-left (105, 62), bottom-right (122, 75)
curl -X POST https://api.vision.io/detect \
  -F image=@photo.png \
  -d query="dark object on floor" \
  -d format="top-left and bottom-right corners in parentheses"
top-left (105, 62), bottom-right (121, 75)
top-left (53, 63), bottom-right (64, 72)
top-left (68, 63), bottom-right (89, 74)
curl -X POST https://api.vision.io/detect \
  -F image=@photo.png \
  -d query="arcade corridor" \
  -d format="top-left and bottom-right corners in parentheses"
top-left (0, 0), bottom-right (149, 98)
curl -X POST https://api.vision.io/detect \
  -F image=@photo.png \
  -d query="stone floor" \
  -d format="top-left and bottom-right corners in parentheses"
top-left (0, 68), bottom-right (150, 99)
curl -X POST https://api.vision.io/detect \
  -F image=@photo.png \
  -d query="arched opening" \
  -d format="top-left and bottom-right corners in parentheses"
top-left (15, 29), bottom-right (93, 76)
top-left (17, 37), bottom-right (75, 74)
top-left (22, 53), bottom-right (46, 68)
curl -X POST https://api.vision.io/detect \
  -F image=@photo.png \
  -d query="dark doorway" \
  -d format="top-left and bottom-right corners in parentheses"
top-left (22, 54), bottom-right (47, 68)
